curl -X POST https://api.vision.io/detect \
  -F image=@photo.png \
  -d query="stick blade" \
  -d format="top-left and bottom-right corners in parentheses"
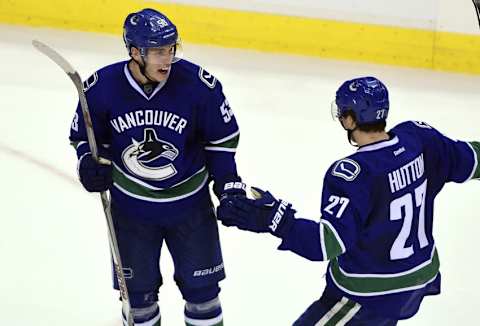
top-left (473, 0), bottom-right (480, 28)
top-left (32, 39), bottom-right (76, 74)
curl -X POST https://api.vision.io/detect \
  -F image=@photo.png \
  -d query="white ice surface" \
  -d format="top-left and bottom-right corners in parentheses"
top-left (0, 24), bottom-right (479, 325)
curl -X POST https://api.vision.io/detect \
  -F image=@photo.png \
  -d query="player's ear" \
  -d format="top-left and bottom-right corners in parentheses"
top-left (130, 47), bottom-right (141, 61)
top-left (349, 116), bottom-right (358, 130)
top-left (342, 114), bottom-right (356, 130)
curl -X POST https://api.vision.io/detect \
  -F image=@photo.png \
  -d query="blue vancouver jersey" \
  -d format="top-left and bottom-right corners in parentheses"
top-left (279, 121), bottom-right (480, 319)
top-left (69, 60), bottom-right (240, 223)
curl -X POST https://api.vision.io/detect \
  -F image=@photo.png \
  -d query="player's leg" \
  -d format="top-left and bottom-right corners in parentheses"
top-left (112, 207), bottom-right (164, 326)
top-left (182, 285), bottom-right (223, 326)
top-left (165, 205), bottom-right (225, 326)
top-left (293, 289), bottom-right (398, 326)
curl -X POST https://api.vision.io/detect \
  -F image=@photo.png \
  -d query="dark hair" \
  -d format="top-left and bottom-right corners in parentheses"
top-left (342, 110), bottom-right (386, 132)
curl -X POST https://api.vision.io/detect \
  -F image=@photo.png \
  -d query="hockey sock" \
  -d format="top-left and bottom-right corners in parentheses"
top-left (123, 303), bottom-right (161, 326)
top-left (184, 296), bottom-right (223, 326)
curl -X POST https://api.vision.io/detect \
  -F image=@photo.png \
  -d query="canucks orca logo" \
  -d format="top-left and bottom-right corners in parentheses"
top-left (122, 128), bottom-right (179, 181)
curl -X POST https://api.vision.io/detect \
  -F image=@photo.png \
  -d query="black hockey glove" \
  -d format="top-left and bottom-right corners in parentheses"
top-left (78, 153), bottom-right (112, 192)
top-left (220, 187), bottom-right (295, 238)
top-left (215, 176), bottom-right (247, 221)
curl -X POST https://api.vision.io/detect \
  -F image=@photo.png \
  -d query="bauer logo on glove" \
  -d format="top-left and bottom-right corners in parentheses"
top-left (219, 186), bottom-right (296, 238)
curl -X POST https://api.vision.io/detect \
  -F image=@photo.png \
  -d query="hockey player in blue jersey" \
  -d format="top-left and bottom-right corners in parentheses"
top-left (218, 76), bottom-right (480, 325)
top-left (69, 8), bottom-right (246, 326)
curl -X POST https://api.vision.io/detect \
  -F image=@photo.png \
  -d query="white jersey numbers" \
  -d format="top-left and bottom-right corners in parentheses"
top-left (71, 112), bottom-right (79, 132)
top-left (389, 179), bottom-right (429, 260)
top-left (324, 195), bottom-right (350, 218)
top-left (197, 67), bottom-right (233, 123)
top-left (220, 99), bottom-right (234, 123)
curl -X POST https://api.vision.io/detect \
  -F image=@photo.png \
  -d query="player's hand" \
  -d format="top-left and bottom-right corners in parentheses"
top-left (216, 180), bottom-right (247, 221)
top-left (78, 153), bottom-right (112, 192)
top-left (220, 187), bottom-right (296, 238)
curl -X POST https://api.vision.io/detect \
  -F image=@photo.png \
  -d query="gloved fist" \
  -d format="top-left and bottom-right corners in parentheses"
top-left (78, 153), bottom-right (112, 192)
top-left (215, 178), bottom-right (247, 221)
top-left (220, 187), bottom-right (295, 238)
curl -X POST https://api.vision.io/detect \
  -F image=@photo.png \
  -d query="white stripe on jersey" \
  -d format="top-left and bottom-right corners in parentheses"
top-left (209, 130), bottom-right (240, 144)
top-left (315, 297), bottom-right (360, 326)
top-left (204, 146), bottom-right (236, 152)
top-left (321, 219), bottom-right (346, 254)
top-left (328, 267), bottom-right (439, 297)
top-left (465, 142), bottom-right (479, 181)
top-left (337, 301), bottom-right (361, 326)
top-left (337, 245), bottom-right (436, 278)
top-left (319, 221), bottom-right (327, 260)
top-left (315, 297), bottom-right (349, 326)
top-left (356, 136), bottom-right (399, 152)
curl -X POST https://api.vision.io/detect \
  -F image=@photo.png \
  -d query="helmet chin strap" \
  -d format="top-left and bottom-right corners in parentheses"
top-left (347, 128), bottom-right (359, 147)
top-left (340, 120), bottom-right (359, 147)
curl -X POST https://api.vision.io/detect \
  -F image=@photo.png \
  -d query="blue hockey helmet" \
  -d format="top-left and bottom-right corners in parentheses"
top-left (331, 76), bottom-right (389, 125)
top-left (123, 8), bottom-right (182, 61)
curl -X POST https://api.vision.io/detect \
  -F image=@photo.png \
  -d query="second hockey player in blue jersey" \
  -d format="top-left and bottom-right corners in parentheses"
top-left (218, 76), bottom-right (480, 325)
top-left (69, 8), bottom-right (246, 326)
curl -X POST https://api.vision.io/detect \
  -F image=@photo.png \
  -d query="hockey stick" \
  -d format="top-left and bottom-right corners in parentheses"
top-left (32, 40), bottom-right (134, 326)
top-left (473, 0), bottom-right (480, 28)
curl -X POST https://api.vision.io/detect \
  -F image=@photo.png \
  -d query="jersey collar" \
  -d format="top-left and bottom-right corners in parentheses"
top-left (356, 135), bottom-right (399, 152)
top-left (123, 63), bottom-right (168, 101)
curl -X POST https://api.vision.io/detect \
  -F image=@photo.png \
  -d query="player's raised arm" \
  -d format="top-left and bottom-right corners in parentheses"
top-left (396, 121), bottom-right (480, 184)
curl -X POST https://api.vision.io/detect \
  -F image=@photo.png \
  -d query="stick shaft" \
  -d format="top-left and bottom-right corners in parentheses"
top-left (32, 40), bottom-right (134, 326)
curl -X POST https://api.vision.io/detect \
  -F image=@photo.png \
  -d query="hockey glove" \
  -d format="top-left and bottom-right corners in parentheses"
top-left (78, 153), bottom-right (112, 192)
top-left (215, 176), bottom-right (247, 221)
top-left (221, 187), bottom-right (295, 238)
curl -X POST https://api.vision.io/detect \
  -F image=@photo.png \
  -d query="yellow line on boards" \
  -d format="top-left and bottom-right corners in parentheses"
top-left (2, 0), bottom-right (480, 74)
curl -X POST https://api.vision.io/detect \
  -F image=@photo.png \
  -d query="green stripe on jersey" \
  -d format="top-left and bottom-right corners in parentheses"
top-left (469, 141), bottom-right (480, 179)
top-left (112, 166), bottom-right (208, 201)
top-left (330, 249), bottom-right (440, 295)
top-left (322, 221), bottom-right (344, 260)
top-left (217, 134), bottom-right (239, 148)
top-left (70, 141), bottom-right (80, 150)
top-left (208, 135), bottom-right (239, 149)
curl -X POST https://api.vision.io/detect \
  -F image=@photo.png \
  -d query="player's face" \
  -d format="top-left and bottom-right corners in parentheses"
top-left (142, 45), bottom-right (176, 81)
